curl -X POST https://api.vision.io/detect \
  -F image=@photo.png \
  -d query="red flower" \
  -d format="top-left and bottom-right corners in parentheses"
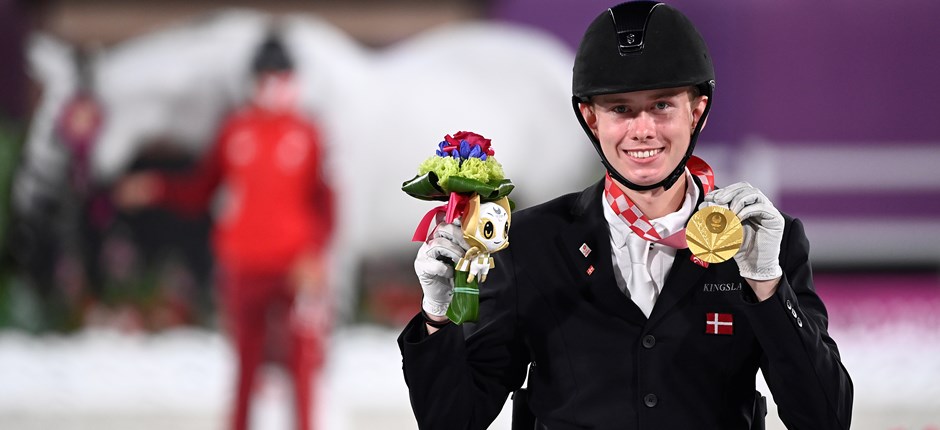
top-left (446, 131), bottom-right (495, 157)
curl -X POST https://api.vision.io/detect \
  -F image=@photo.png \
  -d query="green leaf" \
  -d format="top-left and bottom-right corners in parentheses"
top-left (401, 172), bottom-right (449, 201)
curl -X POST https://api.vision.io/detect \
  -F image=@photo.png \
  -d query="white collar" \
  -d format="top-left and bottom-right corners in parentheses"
top-left (603, 169), bottom-right (700, 248)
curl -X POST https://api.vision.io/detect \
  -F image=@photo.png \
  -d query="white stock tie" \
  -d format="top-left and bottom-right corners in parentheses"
top-left (626, 238), bottom-right (658, 318)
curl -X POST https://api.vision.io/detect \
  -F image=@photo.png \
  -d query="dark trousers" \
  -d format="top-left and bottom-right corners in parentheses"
top-left (511, 389), bottom-right (767, 430)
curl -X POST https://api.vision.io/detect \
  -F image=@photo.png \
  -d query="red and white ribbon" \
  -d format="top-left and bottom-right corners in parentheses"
top-left (604, 155), bottom-right (715, 250)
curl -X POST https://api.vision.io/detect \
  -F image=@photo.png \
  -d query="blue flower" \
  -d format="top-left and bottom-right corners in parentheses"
top-left (459, 140), bottom-right (471, 158)
top-left (433, 137), bottom-right (489, 161)
top-left (468, 145), bottom-right (482, 159)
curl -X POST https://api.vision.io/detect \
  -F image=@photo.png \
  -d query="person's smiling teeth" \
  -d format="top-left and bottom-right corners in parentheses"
top-left (626, 148), bottom-right (663, 159)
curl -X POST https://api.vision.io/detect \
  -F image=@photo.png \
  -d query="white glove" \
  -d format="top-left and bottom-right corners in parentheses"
top-left (702, 182), bottom-right (784, 281)
top-left (415, 222), bottom-right (470, 316)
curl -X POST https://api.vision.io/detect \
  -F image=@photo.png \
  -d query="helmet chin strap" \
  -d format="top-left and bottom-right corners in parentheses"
top-left (571, 91), bottom-right (713, 192)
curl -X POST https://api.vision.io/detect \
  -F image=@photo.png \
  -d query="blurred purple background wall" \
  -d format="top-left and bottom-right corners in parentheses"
top-left (491, 0), bottom-right (940, 144)
top-left (0, 0), bottom-right (28, 121)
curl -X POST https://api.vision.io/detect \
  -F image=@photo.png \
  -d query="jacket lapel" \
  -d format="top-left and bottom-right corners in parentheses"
top-left (646, 174), bottom-right (710, 330)
top-left (645, 248), bottom-right (708, 329)
top-left (559, 180), bottom-right (647, 326)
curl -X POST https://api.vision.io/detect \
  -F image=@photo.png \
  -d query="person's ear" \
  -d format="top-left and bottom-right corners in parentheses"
top-left (578, 102), bottom-right (599, 136)
top-left (691, 95), bottom-right (708, 131)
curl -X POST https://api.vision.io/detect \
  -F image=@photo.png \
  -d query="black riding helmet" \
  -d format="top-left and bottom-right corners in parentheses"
top-left (572, 1), bottom-right (715, 191)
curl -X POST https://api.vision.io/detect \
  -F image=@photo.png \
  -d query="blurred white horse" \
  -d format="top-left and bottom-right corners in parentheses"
top-left (19, 9), bottom-right (597, 305)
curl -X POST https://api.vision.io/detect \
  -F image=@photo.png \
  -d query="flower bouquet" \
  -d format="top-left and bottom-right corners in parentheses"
top-left (402, 131), bottom-right (513, 324)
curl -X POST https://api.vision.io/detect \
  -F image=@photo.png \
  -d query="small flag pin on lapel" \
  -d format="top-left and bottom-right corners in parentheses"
top-left (586, 265), bottom-right (595, 275)
top-left (579, 243), bottom-right (591, 257)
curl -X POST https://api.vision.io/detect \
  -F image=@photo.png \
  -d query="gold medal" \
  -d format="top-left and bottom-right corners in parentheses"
top-left (685, 206), bottom-right (743, 263)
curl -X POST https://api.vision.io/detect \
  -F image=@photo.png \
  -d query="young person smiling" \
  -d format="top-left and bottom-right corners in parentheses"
top-left (399, 2), bottom-right (853, 429)
top-left (581, 86), bottom-right (707, 218)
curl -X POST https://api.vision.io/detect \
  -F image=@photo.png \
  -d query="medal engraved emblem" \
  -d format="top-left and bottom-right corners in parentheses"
top-left (685, 206), bottom-right (743, 263)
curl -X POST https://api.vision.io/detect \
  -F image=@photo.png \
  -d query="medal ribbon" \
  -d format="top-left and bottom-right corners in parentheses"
top-left (604, 155), bottom-right (714, 250)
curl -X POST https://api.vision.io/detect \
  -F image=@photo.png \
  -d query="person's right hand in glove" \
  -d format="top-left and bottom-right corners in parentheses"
top-left (414, 222), bottom-right (469, 331)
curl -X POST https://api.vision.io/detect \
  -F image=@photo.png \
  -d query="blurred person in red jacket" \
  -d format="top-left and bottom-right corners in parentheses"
top-left (114, 32), bottom-right (334, 430)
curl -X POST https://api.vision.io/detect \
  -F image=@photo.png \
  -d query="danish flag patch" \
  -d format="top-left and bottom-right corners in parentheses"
top-left (705, 313), bottom-right (733, 335)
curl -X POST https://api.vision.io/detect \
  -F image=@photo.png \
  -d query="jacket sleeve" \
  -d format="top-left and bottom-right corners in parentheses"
top-left (304, 122), bottom-right (334, 251)
top-left (741, 217), bottom-right (854, 429)
top-left (397, 245), bottom-right (530, 430)
top-left (152, 127), bottom-right (227, 218)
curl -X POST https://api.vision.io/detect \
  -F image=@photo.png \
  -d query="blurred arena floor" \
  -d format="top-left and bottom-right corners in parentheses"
top-left (1, 273), bottom-right (938, 430)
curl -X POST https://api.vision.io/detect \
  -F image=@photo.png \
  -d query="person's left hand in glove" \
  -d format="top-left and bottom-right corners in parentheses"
top-left (701, 182), bottom-right (784, 301)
